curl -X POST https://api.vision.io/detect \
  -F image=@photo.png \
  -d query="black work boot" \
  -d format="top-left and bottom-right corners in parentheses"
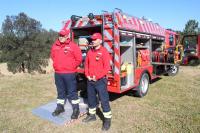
top-left (52, 104), bottom-right (65, 116)
top-left (71, 108), bottom-right (80, 119)
top-left (82, 114), bottom-right (96, 123)
top-left (102, 118), bottom-right (111, 131)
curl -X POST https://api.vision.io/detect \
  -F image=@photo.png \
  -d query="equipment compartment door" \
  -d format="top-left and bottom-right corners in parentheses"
top-left (119, 31), bottom-right (135, 90)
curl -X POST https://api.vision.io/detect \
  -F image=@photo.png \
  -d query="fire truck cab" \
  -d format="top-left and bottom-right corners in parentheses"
top-left (61, 9), bottom-right (181, 97)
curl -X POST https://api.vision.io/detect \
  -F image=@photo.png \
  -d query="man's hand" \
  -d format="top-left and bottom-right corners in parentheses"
top-left (87, 76), bottom-right (92, 81)
top-left (92, 75), bottom-right (97, 82)
top-left (87, 75), bottom-right (97, 81)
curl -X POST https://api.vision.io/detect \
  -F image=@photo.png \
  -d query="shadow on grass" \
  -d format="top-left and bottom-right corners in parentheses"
top-left (78, 76), bottom-right (163, 121)
top-left (109, 90), bottom-right (135, 101)
top-left (79, 77), bottom-right (163, 103)
top-left (150, 77), bottom-right (162, 84)
top-left (109, 77), bottom-right (163, 101)
top-left (76, 77), bottom-right (164, 121)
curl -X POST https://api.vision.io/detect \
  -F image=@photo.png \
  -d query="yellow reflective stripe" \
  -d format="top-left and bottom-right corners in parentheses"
top-left (71, 99), bottom-right (80, 104)
top-left (89, 108), bottom-right (96, 114)
top-left (57, 99), bottom-right (65, 105)
top-left (103, 111), bottom-right (112, 118)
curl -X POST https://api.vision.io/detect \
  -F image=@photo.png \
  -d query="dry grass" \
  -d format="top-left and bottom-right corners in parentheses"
top-left (0, 60), bottom-right (53, 76)
top-left (0, 66), bottom-right (200, 133)
top-left (0, 63), bottom-right (13, 75)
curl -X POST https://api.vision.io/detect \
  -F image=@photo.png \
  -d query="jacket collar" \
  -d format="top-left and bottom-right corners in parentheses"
top-left (55, 38), bottom-right (71, 47)
top-left (92, 45), bottom-right (102, 52)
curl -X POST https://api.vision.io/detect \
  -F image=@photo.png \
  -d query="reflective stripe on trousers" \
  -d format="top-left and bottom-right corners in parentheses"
top-left (72, 99), bottom-right (80, 104)
top-left (89, 108), bottom-right (96, 115)
top-left (103, 111), bottom-right (112, 118)
top-left (57, 99), bottom-right (65, 105)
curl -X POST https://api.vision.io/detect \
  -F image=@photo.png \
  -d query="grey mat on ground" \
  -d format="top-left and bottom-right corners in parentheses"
top-left (32, 97), bottom-right (88, 125)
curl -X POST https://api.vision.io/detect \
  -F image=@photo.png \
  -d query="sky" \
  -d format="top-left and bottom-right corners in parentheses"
top-left (0, 0), bottom-right (200, 32)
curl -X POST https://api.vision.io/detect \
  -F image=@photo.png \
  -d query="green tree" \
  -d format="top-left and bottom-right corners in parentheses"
top-left (0, 12), bottom-right (49, 73)
top-left (183, 20), bottom-right (199, 34)
top-left (37, 29), bottom-right (58, 58)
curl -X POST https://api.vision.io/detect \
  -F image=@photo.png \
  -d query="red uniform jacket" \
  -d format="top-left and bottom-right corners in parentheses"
top-left (51, 39), bottom-right (82, 73)
top-left (85, 46), bottom-right (111, 80)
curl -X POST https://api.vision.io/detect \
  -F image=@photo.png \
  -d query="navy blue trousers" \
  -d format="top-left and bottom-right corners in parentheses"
top-left (87, 78), bottom-right (111, 112)
top-left (55, 73), bottom-right (79, 109)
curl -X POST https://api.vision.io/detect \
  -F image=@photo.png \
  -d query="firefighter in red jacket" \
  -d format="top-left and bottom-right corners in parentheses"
top-left (50, 29), bottom-right (82, 119)
top-left (82, 33), bottom-right (112, 131)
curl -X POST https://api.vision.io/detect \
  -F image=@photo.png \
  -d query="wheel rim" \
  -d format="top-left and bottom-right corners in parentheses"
top-left (171, 66), bottom-right (177, 74)
top-left (141, 76), bottom-right (148, 93)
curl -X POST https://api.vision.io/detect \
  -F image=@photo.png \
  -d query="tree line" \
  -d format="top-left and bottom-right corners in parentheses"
top-left (0, 12), bottom-right (58, 73)
top-left (0, 12), bottom-right (199, 74)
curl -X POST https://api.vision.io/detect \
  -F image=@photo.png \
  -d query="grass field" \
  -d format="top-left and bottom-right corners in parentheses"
top-left (0, 66), bottom-right (200, 133)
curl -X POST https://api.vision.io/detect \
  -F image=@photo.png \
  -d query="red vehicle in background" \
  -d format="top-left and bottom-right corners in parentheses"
top-left (60, 9), bottom-right (182, 97)
top-left (181, 34), bottom-right (200, 65)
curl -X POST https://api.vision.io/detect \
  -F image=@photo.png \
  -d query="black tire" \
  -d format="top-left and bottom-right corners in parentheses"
top-left (133, 73), bottom-right (149, 97)
top-left (166, 64), bottom-right (179, 76)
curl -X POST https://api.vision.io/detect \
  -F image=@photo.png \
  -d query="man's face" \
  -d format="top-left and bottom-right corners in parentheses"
top-left (92, 39), bottom-right (101, 47)
top-left (58, 34), bottom-right (69, 43)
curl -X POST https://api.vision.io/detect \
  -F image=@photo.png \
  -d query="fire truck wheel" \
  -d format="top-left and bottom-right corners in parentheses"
top-left (134, 73), bottom-right (149, 97)
top-left (166, 64), bottom-right (179, 76)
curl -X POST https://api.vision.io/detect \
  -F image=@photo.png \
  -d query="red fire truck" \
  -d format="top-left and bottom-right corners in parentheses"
top-left (61, 9), bottom-right (182, 97)
top-left (181, 34), bottom-right (200, 65)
